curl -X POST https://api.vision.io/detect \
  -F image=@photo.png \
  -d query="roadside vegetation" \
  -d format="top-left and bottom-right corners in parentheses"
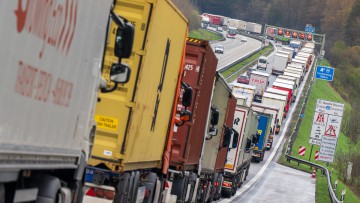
top-left (188, 29), bottom-right (222, 41)
top-left (221, 45), bottom-right (273, 82)
top-left (279, 59), bottom-right (360, 202)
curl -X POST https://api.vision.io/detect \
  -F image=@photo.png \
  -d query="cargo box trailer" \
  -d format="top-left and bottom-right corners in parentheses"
top-left (272, 81), bottom-right (294, 107)
top-left (282, 46), bottom-right (295, 58)
top-left (86, 0), bottom-right (189, 202)
top-left (222, 105), bottom-right (258, 197)
top-left (0, 0), bottom-right (133, 202)
top-left (271, 53), bottom-right (288, 75)
top-left (249, 71), bottom-right (270, 102)
top-left (196, 74), bottom-right (237, 202)
top-left (232, 83), bottom-right (256, 107)
top-left (252, 113), bottom-right (273, 162)
top-left (262, 92), bottom-right (287, 123)
top-left (274, 78), bottom-right (297, 98)
top-left (251, 103), bottom-right (280, 147)
top-left (265, 88), bottom-right (290, 120)
top-left (277, 50), bottom-right (292, 63)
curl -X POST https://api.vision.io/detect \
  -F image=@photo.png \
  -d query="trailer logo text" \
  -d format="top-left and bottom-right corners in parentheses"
top-left (15, 0), bottom-right (78, 58)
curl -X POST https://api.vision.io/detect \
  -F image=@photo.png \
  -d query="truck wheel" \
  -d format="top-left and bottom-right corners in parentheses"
top-left (0, 184), bottom-right (4, 203)
top-left (114, 172), bottom-right (131, 202)
top-left (261, 151), bottom-right (265, 161)
top-left (221, 189), bottom-right (231, 198)
top-left (185, 173), bottom-right (197, 203)
top-left (130, 171), bottom-right (140, 202)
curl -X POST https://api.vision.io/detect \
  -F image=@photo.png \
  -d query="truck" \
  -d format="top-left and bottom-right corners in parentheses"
top-left (232, 83), bottom-right (256, 107)
top-left (222, 105), bottom-right (258, 197)
top-left (287, 63), bottom-right (305, 77)
top-left (291, 58), bottom-right (308, 72)
top-left (257, 56), bottom-right (269, 70)
top-left (300, 47), bottom-right (314, 55)
top-left (85, 0), bottom-right (189, 202)
top-left (265, 87), bottom-right (290, 121)
top-left (271, 82), bottom-right (294, 106)
top-left (272, 53), bottom-right (288, 75)
top-left (297, 52), bottom-right (312, 64)
top-left (251, 103), bottom-right (280, 149)
top-left (282, 46), bottom-right (295, 58)
top-left (275, 78), bottom-right (297, 100)
top-left (252, 112), bottom-right (273, 162)
top-left (294, 56), bottom-right (311, 71)
top-left (278, 75), bottom-right (300, 91)
top-left (197, 74), bottom-right (237, 202)
top-left (170, 37), bottom-right (218, 202)
top-left (262, 92), bottom-right (287, 124)
top-left (201, 16), bottom-right (210, 28)
top-left (266, 27), bottom-right (278, 40)
top-left (277, 50), bottom-right (292, 63)
top-left (202, 13), bottom-right (222, 26)
top-left (0, 1), bottom-right (134, 202)
top-left (249, 71), bottom-right (270, 102)
top-left (227, 27), bottom-right (237, 38)
top-left (283, 72), bottom-right (302, 85)
top-left (289, 40), bottom-right (302, 51)
top-left (245, 22), bottom-right (262, 35)
top-left (228, 19), bottom-right (247, 31)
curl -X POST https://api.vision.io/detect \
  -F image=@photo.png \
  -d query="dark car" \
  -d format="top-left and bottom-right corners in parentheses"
top-left (237, 75), bottom-right (250, 84)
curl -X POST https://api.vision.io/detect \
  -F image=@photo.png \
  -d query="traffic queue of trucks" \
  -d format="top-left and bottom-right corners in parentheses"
top-left (0, 0), bottom-right (316, 202)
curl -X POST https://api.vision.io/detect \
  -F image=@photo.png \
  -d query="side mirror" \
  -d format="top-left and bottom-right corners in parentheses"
top-left (211, 107), bottom-right (219, 126)
top-left (245, 138), bottom-right (252, 153)
top-left (252, 133), bottom-right (260, 144)
top-left (110, 63), bottom-right (131, 83)
top-left (114, 23), bottom-right (134, 59)
top-left (180, 110), bottom-right (192, 122)
top-left (182, 83), bottom-right (192, 108)
top-left (231, 129), bottom-right (239, 149)
top-left (222, 127), bottom-right (232, 148)
top-left (208, 127), bottom-right (218, 136)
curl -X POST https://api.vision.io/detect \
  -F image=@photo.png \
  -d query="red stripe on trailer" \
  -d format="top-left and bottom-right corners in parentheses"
top-left (298, 146), bottom-right (306, 156)
top-left (314, 150), bottom-right (319, 160)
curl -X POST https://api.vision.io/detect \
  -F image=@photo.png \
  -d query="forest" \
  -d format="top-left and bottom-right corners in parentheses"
top-left (173, 0), bottom-right (360, 196)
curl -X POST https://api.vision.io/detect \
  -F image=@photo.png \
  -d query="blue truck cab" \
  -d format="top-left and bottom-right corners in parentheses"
top-left (252, 113), bottom-right (272, 162)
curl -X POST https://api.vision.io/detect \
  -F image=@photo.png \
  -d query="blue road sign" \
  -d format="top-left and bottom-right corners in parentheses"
top-left (315, 66), bottom-right (334, 81)
top-left (305, 26), bottom-right (315, 33)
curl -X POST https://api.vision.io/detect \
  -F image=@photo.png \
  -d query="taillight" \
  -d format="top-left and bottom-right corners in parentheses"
top-left (222, 181), bottom-right (232, 187)
top-left (165, 181), bottom-right (170, 188)
top-left (214, 182), bottom-right (219, 187)
top-left (203, 184), bottom-right (207, 189)
top-left (144, 188), bottom-right (150, 199)
top-left (85, 187), bottom-right (115, 200)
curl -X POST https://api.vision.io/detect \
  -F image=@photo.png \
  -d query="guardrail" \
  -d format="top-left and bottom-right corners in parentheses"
top-left (284, 59), bottom-right (342, 203)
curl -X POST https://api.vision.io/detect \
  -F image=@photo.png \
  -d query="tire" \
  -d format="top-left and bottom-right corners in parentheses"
top-left (221, 189), bottom-right (231, 198)
top-left (261, 151), bottom-right (265, 161)
top-left (0, 184), bottom-right (4, 203)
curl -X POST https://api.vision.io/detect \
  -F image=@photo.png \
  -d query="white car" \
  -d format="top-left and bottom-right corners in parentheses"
top-left (241, 37), bottom-right (247, 42)
top-left (214, 45), bottom-right (224, 54)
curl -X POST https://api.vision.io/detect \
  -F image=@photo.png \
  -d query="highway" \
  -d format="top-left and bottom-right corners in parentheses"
top-left (214, 38), bottom-right (316, 202)
top-left (210, 33), bottom-right (262, 70)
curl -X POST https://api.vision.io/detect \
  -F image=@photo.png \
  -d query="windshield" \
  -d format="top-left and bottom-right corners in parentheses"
top-left (259, 59), bottom-right (267, 63)
top-left (216, 45), bottom-right (224, 49)
top-left (228, 28), bottom-right (237, 35)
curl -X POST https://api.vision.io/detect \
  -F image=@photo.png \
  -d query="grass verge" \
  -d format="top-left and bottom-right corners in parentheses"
top-left (222, 45), bottom-right (273, 82)
top-left (188, 29), bottom-right (222, 41)
top-left (278, 59), bottom-right (360, 202)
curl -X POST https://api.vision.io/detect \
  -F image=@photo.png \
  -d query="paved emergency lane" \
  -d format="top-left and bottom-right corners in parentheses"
top-left (217, 41), bottom-right (316, 203)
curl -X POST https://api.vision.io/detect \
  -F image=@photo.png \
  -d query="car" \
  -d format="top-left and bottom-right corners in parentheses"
top-left (214, 45), bottom-right (224, 54)
top-left (241, 37), bottom-right (247, 42)
top-left (217, 27), bottom-right (223, 32)
top-left (237, 75), bottom-right (250, 84)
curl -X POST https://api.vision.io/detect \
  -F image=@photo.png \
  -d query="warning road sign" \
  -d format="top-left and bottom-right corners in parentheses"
top-left (324, 125), bottom-right (336, 137)
top-left (316, 113), bottom-right (325, 123)
top-left (309, 99), bottom-right (344, 145)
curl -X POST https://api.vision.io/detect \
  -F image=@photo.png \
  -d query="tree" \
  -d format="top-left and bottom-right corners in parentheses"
top-left (346, 0), bottom-right (360, 46)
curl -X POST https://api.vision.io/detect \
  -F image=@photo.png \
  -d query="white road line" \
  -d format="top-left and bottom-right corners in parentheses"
top-left (219, 50), bottom-right (311, 203)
